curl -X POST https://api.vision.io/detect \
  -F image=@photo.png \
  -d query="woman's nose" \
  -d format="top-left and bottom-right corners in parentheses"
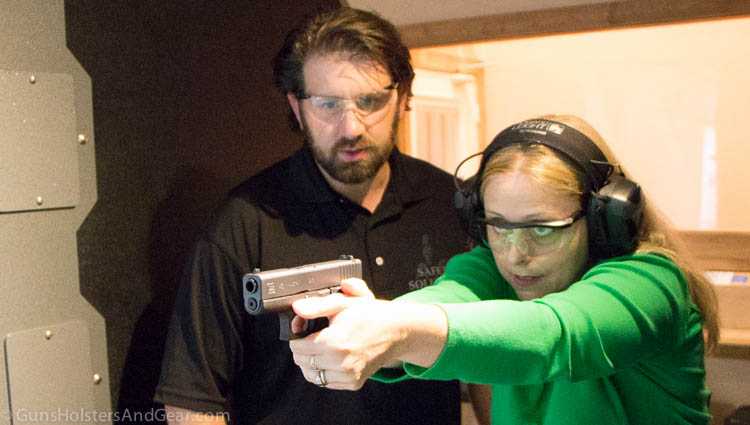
top-left (505, 235), bottom-right (530, 264)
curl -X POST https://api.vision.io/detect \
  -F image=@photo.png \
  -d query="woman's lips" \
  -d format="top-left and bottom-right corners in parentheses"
top-left (512, 274), bottom-right (541, 287)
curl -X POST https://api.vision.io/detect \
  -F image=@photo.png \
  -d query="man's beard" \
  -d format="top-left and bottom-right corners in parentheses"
top-left (303, 113), bottom-right (400, 185)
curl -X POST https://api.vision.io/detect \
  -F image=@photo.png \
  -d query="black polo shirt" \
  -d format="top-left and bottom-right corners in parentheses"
top-left (155, 146), bottom-right (469, 425)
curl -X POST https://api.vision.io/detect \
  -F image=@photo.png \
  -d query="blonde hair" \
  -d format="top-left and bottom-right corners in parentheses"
top-left (481, 114), bottom-right (719, 352)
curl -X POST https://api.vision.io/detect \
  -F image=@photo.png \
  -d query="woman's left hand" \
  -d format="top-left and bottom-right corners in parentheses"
top-left (289, 278), bottom-right (407, 390)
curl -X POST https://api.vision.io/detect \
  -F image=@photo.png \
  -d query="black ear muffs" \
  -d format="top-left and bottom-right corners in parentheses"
top-left (454, 174), bottom-right (484, 242)
top-left (587, 174), bottom-right (644, 258)
top-left (454, 119), bottom-right (645, 260)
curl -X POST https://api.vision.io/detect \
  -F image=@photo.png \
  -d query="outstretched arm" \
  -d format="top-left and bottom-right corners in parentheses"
top-left (288, 278), bottom-right (448, 390)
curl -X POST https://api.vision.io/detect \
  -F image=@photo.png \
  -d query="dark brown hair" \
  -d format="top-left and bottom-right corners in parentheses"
top-left (272, 7), bottom-right (415, 131)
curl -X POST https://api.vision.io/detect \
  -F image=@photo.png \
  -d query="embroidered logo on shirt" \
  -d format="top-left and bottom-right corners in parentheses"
top-left (422, 233), bottom-right (433, 265)
top-left (408, 234), bottom-right (447, 290)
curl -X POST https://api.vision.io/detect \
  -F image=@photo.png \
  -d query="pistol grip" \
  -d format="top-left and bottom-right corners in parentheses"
top-left (278, 312), bottom-right (329, 341)
top-left (278, 312), bottom-right (296, 341)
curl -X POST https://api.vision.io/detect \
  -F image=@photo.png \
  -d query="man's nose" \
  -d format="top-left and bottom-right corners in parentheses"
top-left (339, 108), bottom-right (366, 139)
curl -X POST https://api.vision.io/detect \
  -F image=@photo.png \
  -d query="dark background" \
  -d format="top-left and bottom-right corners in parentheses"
top-left (64, 0), bottom-right (341, 419)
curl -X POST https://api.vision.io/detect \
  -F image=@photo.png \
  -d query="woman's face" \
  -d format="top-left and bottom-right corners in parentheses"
top-left (482, 170), bottom-right (589, 301)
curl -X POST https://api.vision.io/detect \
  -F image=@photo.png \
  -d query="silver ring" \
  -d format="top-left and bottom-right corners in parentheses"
top-left (314, 369), bottom-right (327, 387)
top-left (310, 355), bottom-right (318, 371)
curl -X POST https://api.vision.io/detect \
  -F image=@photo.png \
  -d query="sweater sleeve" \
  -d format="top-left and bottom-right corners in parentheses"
top-left (402, 253), bottom-right (693, 386)
top-left (371, 246), bottom-right (512, 383)
top-left (395, 245), bottom-right (516, 304)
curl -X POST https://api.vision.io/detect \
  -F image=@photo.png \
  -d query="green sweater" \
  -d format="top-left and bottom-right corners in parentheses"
top-left (375, 245), bottom-right (711, 424)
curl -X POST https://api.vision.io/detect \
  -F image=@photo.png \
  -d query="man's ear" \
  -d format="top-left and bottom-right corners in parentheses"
top-left (287, 93), bottom-right (303, 130)
top-left (397, 94), bottom-right (408, 120)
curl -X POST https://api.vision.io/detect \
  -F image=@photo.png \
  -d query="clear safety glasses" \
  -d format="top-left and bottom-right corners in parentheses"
top-left (297, 83), bottom-right (397, 125)
top-left (480, 210), bottom-right (585, 256)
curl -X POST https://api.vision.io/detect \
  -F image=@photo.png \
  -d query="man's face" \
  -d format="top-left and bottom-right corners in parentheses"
top-left (287, 53), bottom-right (404, 184)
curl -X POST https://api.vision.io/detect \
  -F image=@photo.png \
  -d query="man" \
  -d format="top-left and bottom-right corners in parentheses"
top-left (154, 7), bottom-right (468, 424)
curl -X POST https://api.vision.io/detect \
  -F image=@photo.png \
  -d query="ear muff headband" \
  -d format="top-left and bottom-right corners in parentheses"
top-left (479, 120), bottom-right (612, 191)
top-left (455, 118), bottom-right (643, 259)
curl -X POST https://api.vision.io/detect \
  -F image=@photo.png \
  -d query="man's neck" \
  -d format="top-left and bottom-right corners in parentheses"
top-left (319, 162), bottom-right (391, 213)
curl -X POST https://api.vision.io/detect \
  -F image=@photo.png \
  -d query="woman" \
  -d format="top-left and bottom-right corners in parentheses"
top-left (289, 115), bottom-right (719, 424)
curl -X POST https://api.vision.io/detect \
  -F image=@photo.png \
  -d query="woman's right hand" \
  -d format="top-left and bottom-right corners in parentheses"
top-left (289, 278), bottom-right (449, 390)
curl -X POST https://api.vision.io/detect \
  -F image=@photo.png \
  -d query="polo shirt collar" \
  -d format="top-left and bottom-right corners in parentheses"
top-left (386, 146), bottom-right (431, 205)
top-left (286, 146), bottom-right (338, 203)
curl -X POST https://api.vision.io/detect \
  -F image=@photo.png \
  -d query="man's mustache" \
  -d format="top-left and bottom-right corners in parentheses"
top-left (333, 137), bottom-right (370, 150)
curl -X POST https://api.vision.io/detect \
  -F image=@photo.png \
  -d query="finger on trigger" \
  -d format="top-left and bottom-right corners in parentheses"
top-left (291, 315), bottom-right (307, 334)
top-left (341, 277), bottom-right (375, 298)
top-left (292, 292), bottom-right (349, 318)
